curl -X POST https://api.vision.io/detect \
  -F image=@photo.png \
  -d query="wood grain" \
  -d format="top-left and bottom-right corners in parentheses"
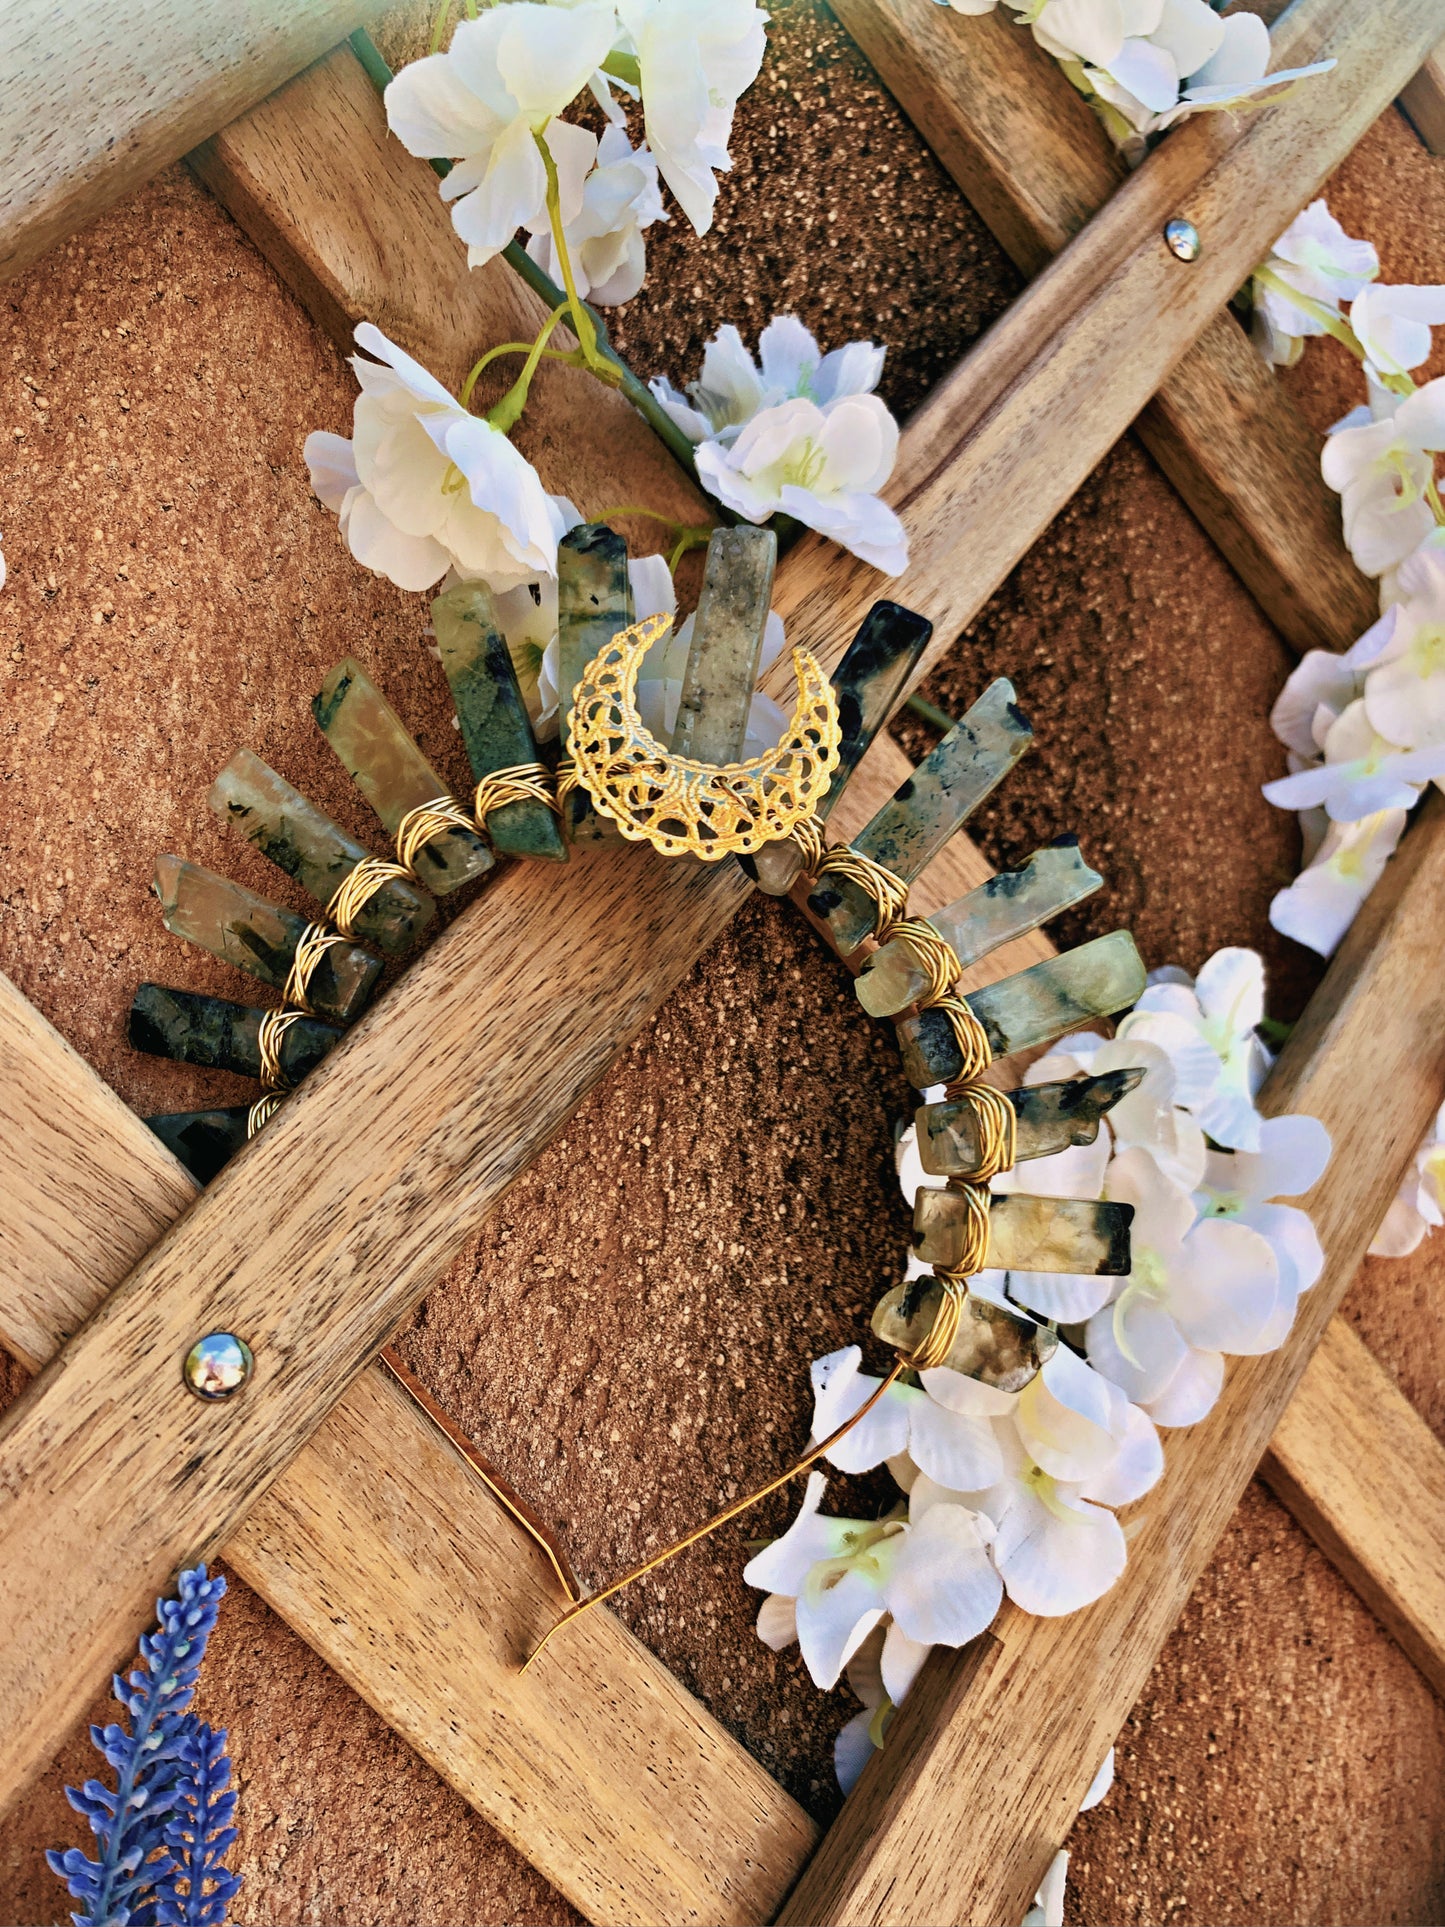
top-left (1400, 40), bottom-right (1445, 152)
top-left (778, 792), bottom-right (1445, 1927)
top-left (827, 0), bottom-right (1379, 656)
top-left (0, 973), bottom-right (817, 1927)
top-left (0, 0), bottom-right (389, 283)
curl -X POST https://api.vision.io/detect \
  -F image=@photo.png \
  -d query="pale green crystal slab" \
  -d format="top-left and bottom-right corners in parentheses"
top-left (558, 523), bottom-right (632, 840)
top-left (856, 837), bottom-right (1102, 1017)
top-left (671, 526), bottom-right (776, 764)
top-left (312, 660), bottom-right (493, 896)
top-left (153, 855), bottom-right (381, 1024)
top-left (805, 678), bottom-right (1033, 954)
top-left (872, 1280), bottom-right (1057, 1392)
top-left (431, 582), bottom-right (568, 864)
top-left (912, 1188), bottom-right (1133, 1275)
top-left (210, 750), bottom-right (435, 955)
top-left (915, 1068), bottom-right (1144, 1176)
top-left (751, 600), bottom-right (933, 896)
top-left (895, 930), bottom-right (1145, 1088)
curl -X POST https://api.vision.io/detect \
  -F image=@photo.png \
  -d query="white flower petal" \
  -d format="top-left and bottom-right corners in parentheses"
top-left (755, 1592), bottom-right (798, 1651)
top-left (993, 1481), bottom-right (1127, 1616)
top-left (1142, 1344), bottom-right (1224, 1426)
top-left (1079, 1401), bottom-right (1163, 1505)
top-left (880, 1620), bottom-right (933, 1704)
top-left (834, 1707), bottom-right (879, 1795)
top-left (887, 1504), bottom-right (1003, 1646)
top-left (908, 1395), bottom-right (1006, 1491)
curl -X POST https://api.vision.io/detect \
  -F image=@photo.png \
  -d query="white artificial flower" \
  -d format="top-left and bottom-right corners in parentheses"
top-left (811, 1346), bottom-right (1005, 1493)
top-left (1014, 1343), bottom-right (1163, 1494)
top-left (1085, 1147), bottom-right (1280, 1426)
top-left (1024, 1851), bottom-right (1071, 1927)
top-left (1349, 282), bottom-right (1445, 383)
top-left (384, 3), bottom-right (616, 268)
top-left (1116, 948), bottom-right (1269, 1151)
top-left (650, 315), bottom-right (886, 448)
top-left (1320, 379), bottom-right (1445, 578)
top-left (1028, 1035), bottom-right (1207, 1192)
top-left (0, 530), bottom-right (7, 593)
top-left (615, 0), bottom-right (767, 235)
top-left (1369, 1099), bottom-right (1445, 1257)
top-left (1263, 698), bottom-right (1445, 823)
top-left (1269, 809), bottom-right (1407, 957)
top-left (1363, 541), bottom-right (1445, 750)
top-left (1195, 1114), bottom-right (1330, 1349)
top-left (303, 323), bottom-right (569, 592)
top-left (696, 393), bottom-right (908, 574)
top-left (525, 123), bottom-right (666, 305)
top-left (1250, 200), bottom-right (1378, 367)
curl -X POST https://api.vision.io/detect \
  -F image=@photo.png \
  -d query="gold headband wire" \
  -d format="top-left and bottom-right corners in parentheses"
top-left (812, 844), bottom-right (909, 941)
top-left (282, 921), bottom-right (349, 1015)
top-left (886, 916), bottom-right (963, 1008)
top-left (327, 855), bottom-right (414, 939)
top-left (473, 762), bottom-right (560, 829)
top-left (395, 795), bottom-right (477, 875)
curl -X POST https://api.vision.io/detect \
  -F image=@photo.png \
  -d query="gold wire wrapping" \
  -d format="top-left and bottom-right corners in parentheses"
top-left (395, 795), bottom-right (477, 873)
top-left (256, 1006), bottom-right (305, 1092)
top-left (931, 1180), bottom-right (994, 1287)
top-left (473, 761), bottom-right (560, 829)
top-left (567, 613), bottom-right (843, 859)
top-left (282, 920), bottom-right (349, 1015)
top-left (246, 1090), bottom-right (287, 1138)
top-left (790, 815), bottom-right (826, 876)
top-left (554, 758), bottom-right (582, 812)
top-left (812, 844), bottom-right (910, 941)
top-left (950, 1079), bottom-right (1017, 1184)
top-left (934, 993), bottom-right (994, 1085)
top-left (902, 1275), bottom-right (966, 1373)
top-left (327, 855), bottom-right (413, 940)
top-left (886, 916), bottom-right (963, 1007)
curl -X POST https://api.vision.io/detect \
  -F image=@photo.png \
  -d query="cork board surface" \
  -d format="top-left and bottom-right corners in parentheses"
top-left (2, 4), bottom-right (1444, 1922)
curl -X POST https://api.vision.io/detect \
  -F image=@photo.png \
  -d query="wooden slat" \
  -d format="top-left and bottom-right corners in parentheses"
top-left (1400, 39), bottom-right (1445, 151)
top-left (779, 792), bottom-right (1445, 1927)
top-left (0, 1), bottom-right (389, 283)
top-left (0, 973), bottom-right (817, 1927)
top-left (1, 0), bottom-right (1438, 1831)
top-left (828, 0), bottom-right (1378, 656)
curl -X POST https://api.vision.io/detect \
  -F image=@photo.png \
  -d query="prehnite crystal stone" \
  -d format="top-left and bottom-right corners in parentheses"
top-left (129, 983), bottom-right (343, 1082)
top-left (915, 1068), bottom-right (1145, 1176)
top-left (153, 855), bottom-right (382, 1024)
top-left (431, 582), bottom-right (568, 864)
top-left (557, 523), bottom-right (633, 841)
top-left (856, 837), bottom-right (1103, 1017)
top-left (806, 678), bottom-right (1033, 955)
top-left (312, 659), bottom-right (494, 895)
top-left (911, 1188), bottom-right (1134, 1275)
top-left (145, 1107), bottom-right (252, 1186)
top-left (671, 526), bottom-right (776, 764)
top-left (209, 750), bottom-right (435, 954)
top-left (895, 930), bottom-right (1146, 1088)
top-left (751, 600), bottom-right (933, 896)
top-left (872, 1280), bottom-right (1057, 1392)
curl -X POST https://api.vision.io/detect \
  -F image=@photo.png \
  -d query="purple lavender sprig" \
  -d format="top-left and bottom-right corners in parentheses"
top-left (47, 1567), bottom-right (229, 1927)
top-left (155, 1721), bottom-right (241, 1927)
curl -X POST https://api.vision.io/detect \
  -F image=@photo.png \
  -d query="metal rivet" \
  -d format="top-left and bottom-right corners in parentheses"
top-left (183, 1331), bottom-right (253, 1399)
top-left (1164, 217), bottom-right (1201, 262)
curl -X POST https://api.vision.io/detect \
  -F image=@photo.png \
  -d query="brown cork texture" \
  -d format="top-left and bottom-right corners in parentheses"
top-left (1, 3), bottom-right (1444, 1922)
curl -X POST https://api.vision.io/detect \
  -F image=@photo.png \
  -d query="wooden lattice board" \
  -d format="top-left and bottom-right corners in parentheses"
top-left (4, 1), bottom-right (1445, 1921)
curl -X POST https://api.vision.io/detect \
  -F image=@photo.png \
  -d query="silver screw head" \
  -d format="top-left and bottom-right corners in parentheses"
top-left (1164, 217), bottom-right (1201, 262)
top-left (183, 1331), bottom-right (253, 1399)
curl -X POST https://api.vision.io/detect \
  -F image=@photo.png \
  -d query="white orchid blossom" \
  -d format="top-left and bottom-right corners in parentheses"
top-left (1362, 541), bottom-right (1445, 750)
top-left (303, 323), bottom-right (569, 592)
top-left (810, 1346), bottom-right (1005, 1493)
top-left (1263, 698), bottom-right (1445, 823)
top-left (1249, 200), bottom-right (1378, 367)
top-left (1116, 949), bottom-right (1270, 1152)
top-left (651, 315), bottom-right (886, 447)
top-left (1369, 1100), bottom-right (1445, 1258)
top-left (385, 3), bottom-right (617, 269)
top-left (1320, 379), bottom-right (1445, 579)
top-left (525, 123), bottom-right (666, 304)
top-left (1194, 1114), bottom-right (1330, 1350)
top-left (1269, 808), bottom-right (1408, 957)
top-left (1349, 282), bottom-right (1445, 384)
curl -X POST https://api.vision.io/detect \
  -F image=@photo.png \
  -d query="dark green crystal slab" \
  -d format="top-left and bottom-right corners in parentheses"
top-left (209, 750), bottom-right (435, 954)
top-left (873, 1280), bottom-right (1057, 1391)
top-left (671, 526), bottom-right (776, 764)
top-left (129, 983), bottom-right (342, 1083)
top-left (431, 582), bottom-right (568, 864)
top-left (857, 837), bottom-right (1102, 1017)
top-left (915, 1068), bottom-right (1145, 1176)
top-left (145, 1107), bottom-right (251, 1186)
top-left (806, 678), bottom-right (1033, 954)
top-left (895, 931), bottom-right (1146, 1087)
top-left (312, 659), bottom-right (493, 895)
top-left (749, 600), bottom-right (933, 895)
top-left (912, 1189), bottom-right (1134, 1275)
top-left (153, 854), bottom-right (381, 1024)
top-left (558, 523), bottom-right (632, 840)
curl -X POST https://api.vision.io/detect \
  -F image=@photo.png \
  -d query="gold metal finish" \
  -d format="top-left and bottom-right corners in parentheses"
top-left (472, 762), bottom-right (559, 829)
top-left (327, 855), bottom-right (414, 939)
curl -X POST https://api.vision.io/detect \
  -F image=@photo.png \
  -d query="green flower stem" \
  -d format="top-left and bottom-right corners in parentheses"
top-left (1251, 265), bottom-right (1377, 366)
top-left (534, 126), bottom-right (603, 370)
top-left (486, 302), bottom-right (572, 433)
top-left (459, 338), bottom-right (585, 408)
top-left (666, 525), bottom-right (715, 575)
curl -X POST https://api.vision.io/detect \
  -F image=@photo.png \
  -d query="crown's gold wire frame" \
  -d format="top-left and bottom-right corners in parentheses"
top-left (566, 613), bottom-right (843, 860)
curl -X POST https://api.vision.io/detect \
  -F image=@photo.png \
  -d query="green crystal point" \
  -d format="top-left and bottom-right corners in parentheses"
top-left (312, 659), bottom-right (493, 895)
top-left (751, 600), bottom-right (933, 896)
top-left (895, 930), bottom-right (1146, 1087)
top-left (129, 982), bottom-right (343, 1082)
top-left (912, 1189), bottom-right (1134, 1275)
top-left (431, 582), bottom-right (568, 863)
top-left (856, 837), bottom-right (1103, 1017)
top-left (872, 1281), bottom-right (1057, 1392)
top-left (209, 750), bottom-right (435, 954)
top-left (152, 854), bottom-right (381, 1024)
top-left (806, 678), bottom-right (1033, 954)
top-left (671, 526), bottom-right (776, 764)
top-left (915, 1068), bottom-right (1145, 1176)
top-left (557, 523), bottom-right (633, 840)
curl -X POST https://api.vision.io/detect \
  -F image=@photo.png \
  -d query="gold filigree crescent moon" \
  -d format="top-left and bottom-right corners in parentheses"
top-left (566, 612), bottom-right (842, 860)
